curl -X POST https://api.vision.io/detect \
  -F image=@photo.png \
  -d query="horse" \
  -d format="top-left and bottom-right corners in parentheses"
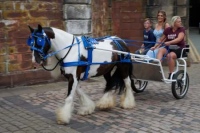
top-left (27, 24), bottom-right (136, 124)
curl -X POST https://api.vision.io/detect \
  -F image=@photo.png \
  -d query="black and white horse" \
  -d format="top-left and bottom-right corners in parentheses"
top-left (27, 24), bottom-right (135, 124)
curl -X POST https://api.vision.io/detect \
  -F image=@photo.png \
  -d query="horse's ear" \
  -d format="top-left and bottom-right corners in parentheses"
top-left (28, 25), bottom-right (34, 33)
top-left (38, 24), bottom-right (43, 32)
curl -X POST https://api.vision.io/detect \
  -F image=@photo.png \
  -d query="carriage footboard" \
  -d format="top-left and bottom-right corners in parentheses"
top-left (131, 62), bottom-right (163, 82)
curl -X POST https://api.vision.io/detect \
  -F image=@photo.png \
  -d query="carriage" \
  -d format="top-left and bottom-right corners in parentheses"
top-left (27, 25), bottom-right (190, 124)
top-left (94, 45), bottom-right (190, 99)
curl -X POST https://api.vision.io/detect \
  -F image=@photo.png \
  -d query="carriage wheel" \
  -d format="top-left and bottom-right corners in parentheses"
top-left (131, 79), bottom-right (148, 93)
top-left (171, 70), bottom-right (189, 99)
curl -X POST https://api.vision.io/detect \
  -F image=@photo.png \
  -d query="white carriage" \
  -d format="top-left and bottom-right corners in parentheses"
top-left (95, 47), bottom-right (190, 99)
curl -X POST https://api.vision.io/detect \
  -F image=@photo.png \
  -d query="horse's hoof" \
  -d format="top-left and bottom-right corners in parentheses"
top-left (56, 107), bottom-right (71, 125)
top-left (77, 107), bottom-right (95, 115)
top-left (77, 110), bottom-right (91, 115)
top-left (96, 96), bottom-right (116, 110)
top-left (120, 104), bottom-right (134, 109)
top-left (120, 101), bottom-right (136, 109)
top-left (57, 120), bottom-right (68, 125)
top-left (96, 103), bottom-right (115, 110)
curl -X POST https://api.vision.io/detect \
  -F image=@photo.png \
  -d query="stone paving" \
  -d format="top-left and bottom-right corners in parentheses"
top-left (0, 64), bottom-right (200, 133)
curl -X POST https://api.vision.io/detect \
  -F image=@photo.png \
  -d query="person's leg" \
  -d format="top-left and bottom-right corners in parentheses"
top-left (142, 49), bottom-right (149, 55)
top-left (146, 50), bottom-right (153, 57)
top-left (135, 49), bottom-right (140, 54)
top-left (152, 49), bottom-right (159, 58)
top-left (167, 52), bottom-right (177, 73)
top-left (157, 48), bottom-right (167, 61)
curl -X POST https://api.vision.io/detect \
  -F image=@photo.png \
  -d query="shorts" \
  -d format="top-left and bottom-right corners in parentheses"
top-left (168, 48), bottom-right (187, 58)
top-left (146, 46), bottom-right (165, 58)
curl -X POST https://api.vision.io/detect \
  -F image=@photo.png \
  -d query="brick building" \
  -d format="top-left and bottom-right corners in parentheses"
top-left (0, 0), bottom-right (190, 88)
top-left (0, 0), bottom-right (64, 88)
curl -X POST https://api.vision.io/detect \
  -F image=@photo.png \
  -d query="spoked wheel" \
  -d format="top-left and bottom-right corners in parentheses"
top-left (171, 70), bottom-right (189, 99)
top-left (131, 79), bottom-right (148, 93)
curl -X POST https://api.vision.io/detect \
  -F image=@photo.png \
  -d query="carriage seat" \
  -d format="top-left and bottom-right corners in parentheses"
top-left (177, 44), bottom-right (190, 59)
top-left (162, 44), bottom-right (190, 67)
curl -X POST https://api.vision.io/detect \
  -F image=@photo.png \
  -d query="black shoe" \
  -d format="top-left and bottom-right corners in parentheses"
top-left (168, 73), bottom-right (171, 79)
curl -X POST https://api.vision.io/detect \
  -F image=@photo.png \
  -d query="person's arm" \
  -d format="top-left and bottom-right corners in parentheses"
top-left (141, 44), bottom-right (144, 48)
top-left (165, 23), bottom-right (170, 29)
top-left (164, 32), bottom-right (184, 46)
top-left (151, 34), bottom-right (166, 50)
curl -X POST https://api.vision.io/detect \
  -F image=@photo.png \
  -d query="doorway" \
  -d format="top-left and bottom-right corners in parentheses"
top-left (189, 0), bottom-right (200, 27)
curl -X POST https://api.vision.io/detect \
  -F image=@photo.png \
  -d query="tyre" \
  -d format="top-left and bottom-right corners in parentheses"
top-left (171, 70), bottom-right (189, 99)
top-left (131, 79), bottom-right (148, 93)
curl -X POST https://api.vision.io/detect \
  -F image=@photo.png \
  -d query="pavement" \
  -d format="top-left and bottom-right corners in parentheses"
top-left (0, 63), bottom-right (200, 133)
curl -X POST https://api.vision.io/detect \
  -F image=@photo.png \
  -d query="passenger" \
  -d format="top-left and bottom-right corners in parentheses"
top-left (156, 16), bottom-right (186, 78)
top-left (135, 18), bottom-right (156, 55)
top-left (146, 10), bottom-right (170, 58)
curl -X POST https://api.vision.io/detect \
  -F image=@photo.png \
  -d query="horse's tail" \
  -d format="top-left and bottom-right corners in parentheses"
top-left (104, 63), bottom-right (133, 94)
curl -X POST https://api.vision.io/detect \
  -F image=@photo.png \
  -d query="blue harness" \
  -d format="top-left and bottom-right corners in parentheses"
top-left (61, 36), bottom-right (131, 80)
top-left (27, 30), bottom-right (51, 58)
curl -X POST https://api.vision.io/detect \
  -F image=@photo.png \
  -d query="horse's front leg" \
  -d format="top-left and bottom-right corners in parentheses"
top-left (56, 74), bottom-right (77, 124)
top-left (76, 85), bottom-right (95, 115)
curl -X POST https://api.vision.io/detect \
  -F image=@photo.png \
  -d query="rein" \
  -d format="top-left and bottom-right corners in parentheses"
top-left (27, 30), bottom-right (169, 74)
top-left (41, 36), bottom-right (75, 71)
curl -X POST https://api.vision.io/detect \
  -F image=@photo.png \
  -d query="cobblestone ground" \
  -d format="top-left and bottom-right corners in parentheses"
top-left (0, 64), bottom-right (200, 133)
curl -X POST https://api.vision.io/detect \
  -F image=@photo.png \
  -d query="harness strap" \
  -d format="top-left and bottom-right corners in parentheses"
top-left (61, 36), bottom-right (131, 80)
top-left (81, 36), bottom-right (94, 81)
top-left (42, 36), bottom-right (75, 71)
top-left (110, 38), bottom-right (125, 51)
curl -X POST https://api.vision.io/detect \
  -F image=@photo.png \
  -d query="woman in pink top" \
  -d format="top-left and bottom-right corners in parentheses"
top-left (156, 16), bottom-right (186, 78)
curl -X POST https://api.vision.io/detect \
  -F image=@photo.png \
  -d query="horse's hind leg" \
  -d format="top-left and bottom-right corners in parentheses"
top-left (119, 64), bottom-right (136, 109)
top-left (120, 77), bottom-right (136, 109)
top-left (56, 74), bottom-right (77, 124)
top-left (96, 91), bottom-right (116, 110)
top-left (96, 71), bottom-right (116, 110)
top-left (76, 85), bottom-right (95, 115)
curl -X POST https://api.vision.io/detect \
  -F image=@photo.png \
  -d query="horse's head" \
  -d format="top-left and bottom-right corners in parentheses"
top-left (27, 24), bottom-right (54, 65)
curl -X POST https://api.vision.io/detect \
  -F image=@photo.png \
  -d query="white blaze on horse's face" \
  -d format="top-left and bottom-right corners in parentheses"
top-left (32, 49), bottom-right (36, 63)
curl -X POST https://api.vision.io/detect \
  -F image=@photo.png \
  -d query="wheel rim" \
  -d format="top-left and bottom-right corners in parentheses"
top-left (134, 80), bottom-right (147, 90)
top-left (175, 74), bottom-right (188, 96)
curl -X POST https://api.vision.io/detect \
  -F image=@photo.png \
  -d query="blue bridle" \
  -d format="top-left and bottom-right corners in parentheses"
top-left (27, 30), bottom-right (51, 59)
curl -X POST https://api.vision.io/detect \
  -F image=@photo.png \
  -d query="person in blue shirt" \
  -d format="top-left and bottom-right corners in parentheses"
top-left (135, 18), bottom-right (156, 55)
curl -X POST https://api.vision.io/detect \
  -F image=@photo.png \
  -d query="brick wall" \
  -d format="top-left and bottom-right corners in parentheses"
top-left (112, 0), bottom-right (146, 52)
top-left (92, 0), bottom-right (146, 52)
top-left (0, 0), bottom-right (150, 88)
top-left (0, 0), bottom-right (64, 88)
top-left (92, 0), bottom-right (112, 37)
